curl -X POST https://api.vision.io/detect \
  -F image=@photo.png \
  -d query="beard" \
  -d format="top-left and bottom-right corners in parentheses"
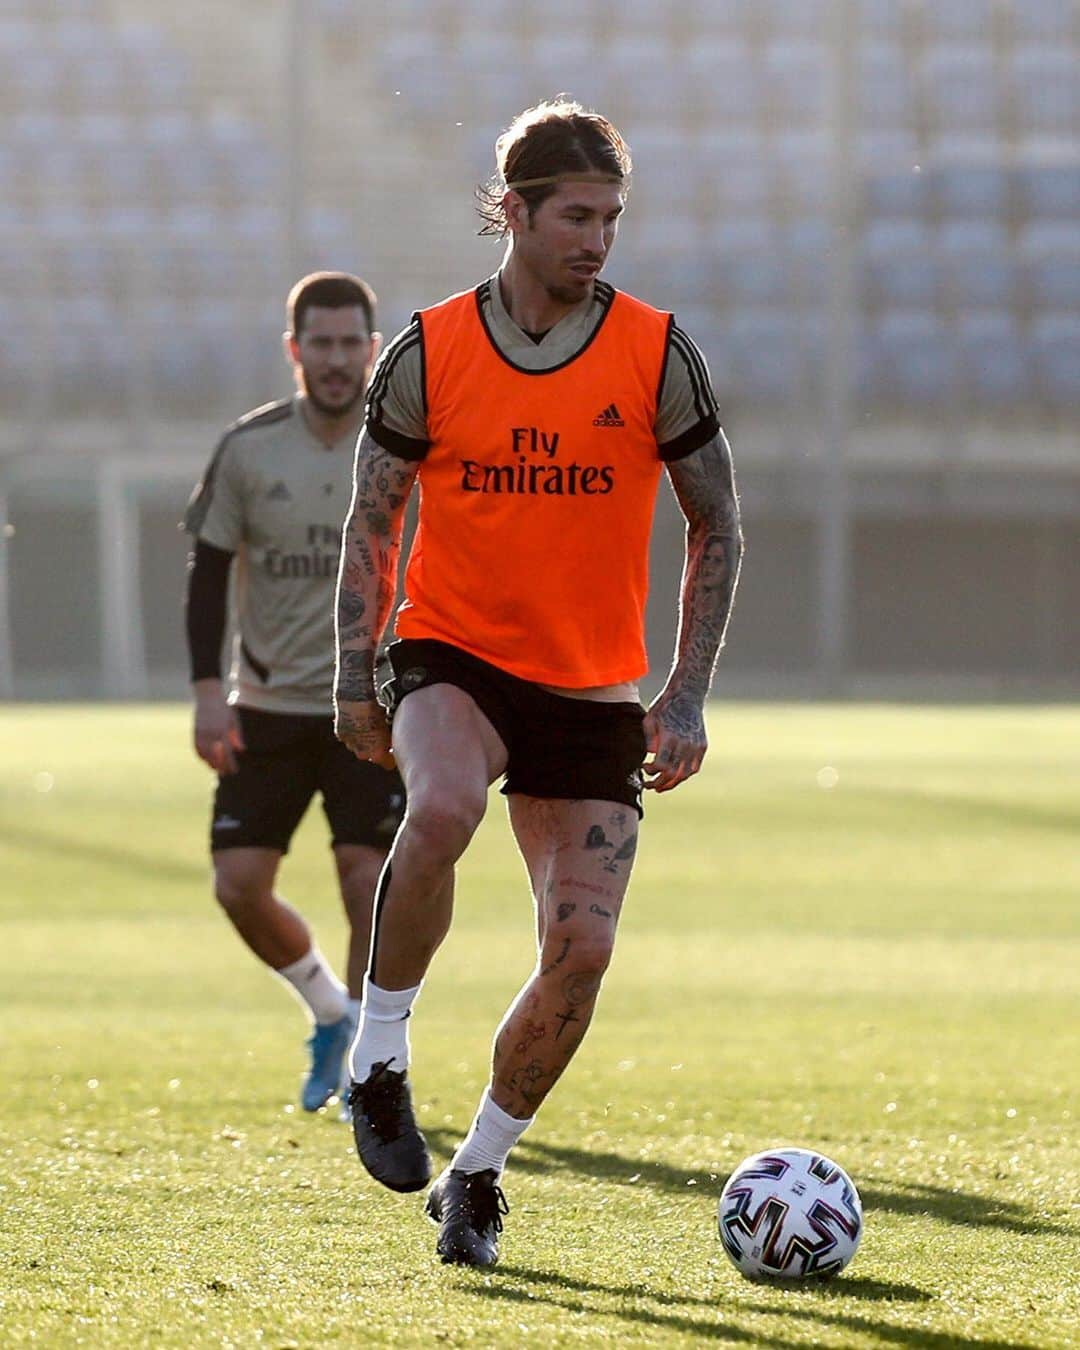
top-left (545, 274), bottom-right (593, 306)
top-left (301, 372), bottom-right (365, 419)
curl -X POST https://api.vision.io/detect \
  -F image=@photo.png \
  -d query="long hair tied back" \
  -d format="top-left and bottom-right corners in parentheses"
top-left (475, 98), bottom-right (631, 238)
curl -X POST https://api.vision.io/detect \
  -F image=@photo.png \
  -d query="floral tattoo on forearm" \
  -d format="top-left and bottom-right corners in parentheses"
top-left (334, 436), bottom-right (417, 704)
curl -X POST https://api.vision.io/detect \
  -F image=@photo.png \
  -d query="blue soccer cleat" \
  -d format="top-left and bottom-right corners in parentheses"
top-left (301, 1014), bottom-right (354, 1112)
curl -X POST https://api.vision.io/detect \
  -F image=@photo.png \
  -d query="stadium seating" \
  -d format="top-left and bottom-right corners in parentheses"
top-left (774, 131), bottom-right (831, 217)
top-left (143, 299), bottom-right (254, 416)
top-left (929, 146), bottom-right (1010, 221)
top-left (921, 0), bottom-right (992, 44)
top-left (1009, 46), bottom-right (1077, 141)
top-left (862, 220), bottom-right (941, 308)
top-left (955, 311), bottom-right (1034, 406)
top-left (1015, 159), bottom-right (1080, 220)
top-left (921, 46), bottom-right (1002, 138)
top-left (857, 0), bottom-right (905, 39)
top-left (760, 0), bottom-right (833, 42)
top-left (1009, 0), bottom-right (1075, 43)
top-left (1031, 313), bottom-right (1080, 405)
top-left (697, 133), bottom-right (774, 218)
top-left (50, 294), bottom-right (132, 417)
top-left (938, 221), bottom-right (1018, 310)
top-left (863, 310), bottom-right (958, 406)
top-left (728, 309), bottom-right (808, 402)
top-left (2, 0), bottom-right (1077, 430)
top-left (858, 43), bottom-right (917, 131)
top-left (764, 42), bottom-right (828, 128)
top-left (1019, 223), bottom-right (1080, 310)
top-left (712, 220), bottom-right (792, 307)
top-left (527, 33), bottom-right (596, 98)
top-left (863, 161), bottom-right (932, 220)
top-left (682, 0), bottom-right (757, 38)
top-left (686, 40), bottom-right (760, 127)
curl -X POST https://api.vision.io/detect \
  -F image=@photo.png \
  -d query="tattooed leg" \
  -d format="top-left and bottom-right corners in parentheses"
top-left (491, 797), bottom-right (640, 1118)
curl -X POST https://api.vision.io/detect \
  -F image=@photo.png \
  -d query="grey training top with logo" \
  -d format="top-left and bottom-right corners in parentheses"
top-left (184, 395), bottom-right (357, 715)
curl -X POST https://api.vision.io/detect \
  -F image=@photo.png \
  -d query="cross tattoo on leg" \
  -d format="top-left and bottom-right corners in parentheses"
top-left (554, 1007), bottom-right (580, 1039)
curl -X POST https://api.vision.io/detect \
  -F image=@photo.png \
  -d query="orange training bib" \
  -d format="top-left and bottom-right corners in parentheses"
top-left (395, 285), bottom-right (672, 687)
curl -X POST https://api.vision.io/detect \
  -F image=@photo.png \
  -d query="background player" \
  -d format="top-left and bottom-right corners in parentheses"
top-left (334, 102), bottom-right (743, 1263)
top-left (184, 272), bottom-right (405, 1114)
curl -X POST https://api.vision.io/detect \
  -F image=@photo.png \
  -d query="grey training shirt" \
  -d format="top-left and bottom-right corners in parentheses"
top-left (184, 395), bottom-right (359, 715)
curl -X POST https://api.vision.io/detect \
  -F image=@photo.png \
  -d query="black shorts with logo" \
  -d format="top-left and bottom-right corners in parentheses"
top-left (381, 638), bottom-right (647, 816)
top-left (211, 707), bottom-right (405, 853)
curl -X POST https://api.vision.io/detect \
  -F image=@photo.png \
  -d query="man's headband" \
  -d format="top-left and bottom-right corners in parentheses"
top-left (505, 171), bottom-right (627, 191)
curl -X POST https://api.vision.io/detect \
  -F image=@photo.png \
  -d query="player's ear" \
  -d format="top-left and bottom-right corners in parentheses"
top-left (283, 330), bottom-right (300, 365)
top-left (504, 190), bottom-right (527, 236)
top-left (367, 331), bottom-right (383, 372)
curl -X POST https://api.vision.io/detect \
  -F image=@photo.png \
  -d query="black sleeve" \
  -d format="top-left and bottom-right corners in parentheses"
top-left (657, 411), bottom-right (721, 463)
top-left (363, 415), bottom-right (430, 461)
top-left (184, 539), bottom-right (234, 681)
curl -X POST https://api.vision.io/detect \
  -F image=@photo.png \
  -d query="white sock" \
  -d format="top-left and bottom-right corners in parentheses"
top-left (276, 946), bottom-right (349, 1025)
top-left (451, 1088), bottom-right (534, 1177)
top-left (348, 976), bottom-right (422, 1082)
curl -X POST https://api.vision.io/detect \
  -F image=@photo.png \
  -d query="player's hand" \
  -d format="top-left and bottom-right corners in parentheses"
top-left (642, 688), bottom-right (707, 793)
top-left (335, 697), bottom-right (396, 770)
top-left (193, 680), bottom-right (245, 775)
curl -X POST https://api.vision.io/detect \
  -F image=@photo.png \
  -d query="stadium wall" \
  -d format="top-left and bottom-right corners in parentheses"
top-left (3, 448), bottom-right (1078, 700)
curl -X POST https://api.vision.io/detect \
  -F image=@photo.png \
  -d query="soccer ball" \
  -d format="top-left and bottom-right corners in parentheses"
top-left (717, 1148), bottom-right (863, 1281)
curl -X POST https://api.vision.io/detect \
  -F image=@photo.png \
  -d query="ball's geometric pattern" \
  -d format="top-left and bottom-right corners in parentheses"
top-left (718, 1149), bottom-right (863, 1281)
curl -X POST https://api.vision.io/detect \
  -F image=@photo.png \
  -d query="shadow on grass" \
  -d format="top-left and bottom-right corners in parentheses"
top-left (497, 1264), bottom-right (927, 1308)
top-left (462, 1266), bottom-right (1029, 1350)
top-left (457, 1266), bottom-right (803, 1346)
top-left (856, 1179), bottom-right (1073, 1239)
top-left (0, 820), bottom-right (202, 884)
top-left (800, 1276), bottom-right (929, 1304)
top-left (425, 1129), bottom-right (1073, 1238)
top-left (742, 1298), bottom-right (1042, 1350)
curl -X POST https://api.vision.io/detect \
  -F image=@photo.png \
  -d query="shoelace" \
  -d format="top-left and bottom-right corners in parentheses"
top-left (454, 1172), bottom-right (510, 1237)
top-left (349, 1061), bottom-right (408, 1143)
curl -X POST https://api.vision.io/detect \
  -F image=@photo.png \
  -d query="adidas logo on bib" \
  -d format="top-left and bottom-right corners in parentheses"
top-left (592, 403), bottom-right (625, 428)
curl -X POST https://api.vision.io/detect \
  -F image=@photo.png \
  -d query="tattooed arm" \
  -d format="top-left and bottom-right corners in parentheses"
top-left (644, 430), bottom-right (743, 792)
top-left (334, 430), bottom-right (419, 765)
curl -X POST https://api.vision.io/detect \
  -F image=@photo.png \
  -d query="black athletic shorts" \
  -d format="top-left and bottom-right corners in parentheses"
top-left (380, 638), bottom-right (647, 816)
top-left (210, 707), bottom-right (405, 853)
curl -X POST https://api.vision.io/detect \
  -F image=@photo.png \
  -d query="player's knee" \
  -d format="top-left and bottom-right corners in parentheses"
top-left (539, 929), bottom-right (615, 982)
top-left (212, 862), bottom-right (268, 917)
top-left (336, 850), bottom-right (384, 911)
top-left (404, 786), bottom-right (486, 863)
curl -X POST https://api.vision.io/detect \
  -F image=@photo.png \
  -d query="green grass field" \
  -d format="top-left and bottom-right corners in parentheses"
top-left (1, 704), bottom-right (1078, 1348)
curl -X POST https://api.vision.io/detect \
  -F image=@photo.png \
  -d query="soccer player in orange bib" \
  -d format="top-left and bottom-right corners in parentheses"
top-left (334, 102), bottom-right (743, 1266)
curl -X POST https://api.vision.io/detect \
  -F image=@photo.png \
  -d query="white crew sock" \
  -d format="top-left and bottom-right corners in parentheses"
top-left (276, 946), bottom-right (349, 1025)
top-left (451, 1088), bottom-right (534, 1177)
top-left (348, 976), bottom-right (423, 1082)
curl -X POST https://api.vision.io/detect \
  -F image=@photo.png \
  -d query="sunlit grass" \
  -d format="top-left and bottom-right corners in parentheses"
top-left (1, 703), bottom-right (1078, 1347)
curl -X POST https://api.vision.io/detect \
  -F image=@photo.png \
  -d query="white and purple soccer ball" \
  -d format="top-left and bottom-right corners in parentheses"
top-left (717, 1148), bottom-right (863, 1281)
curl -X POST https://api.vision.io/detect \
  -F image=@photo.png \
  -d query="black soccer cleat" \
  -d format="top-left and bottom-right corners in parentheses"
top-left (425, 1167), bottom-right (509, 1268)
top-left (347, 1060), bottom-right (432, 1193)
